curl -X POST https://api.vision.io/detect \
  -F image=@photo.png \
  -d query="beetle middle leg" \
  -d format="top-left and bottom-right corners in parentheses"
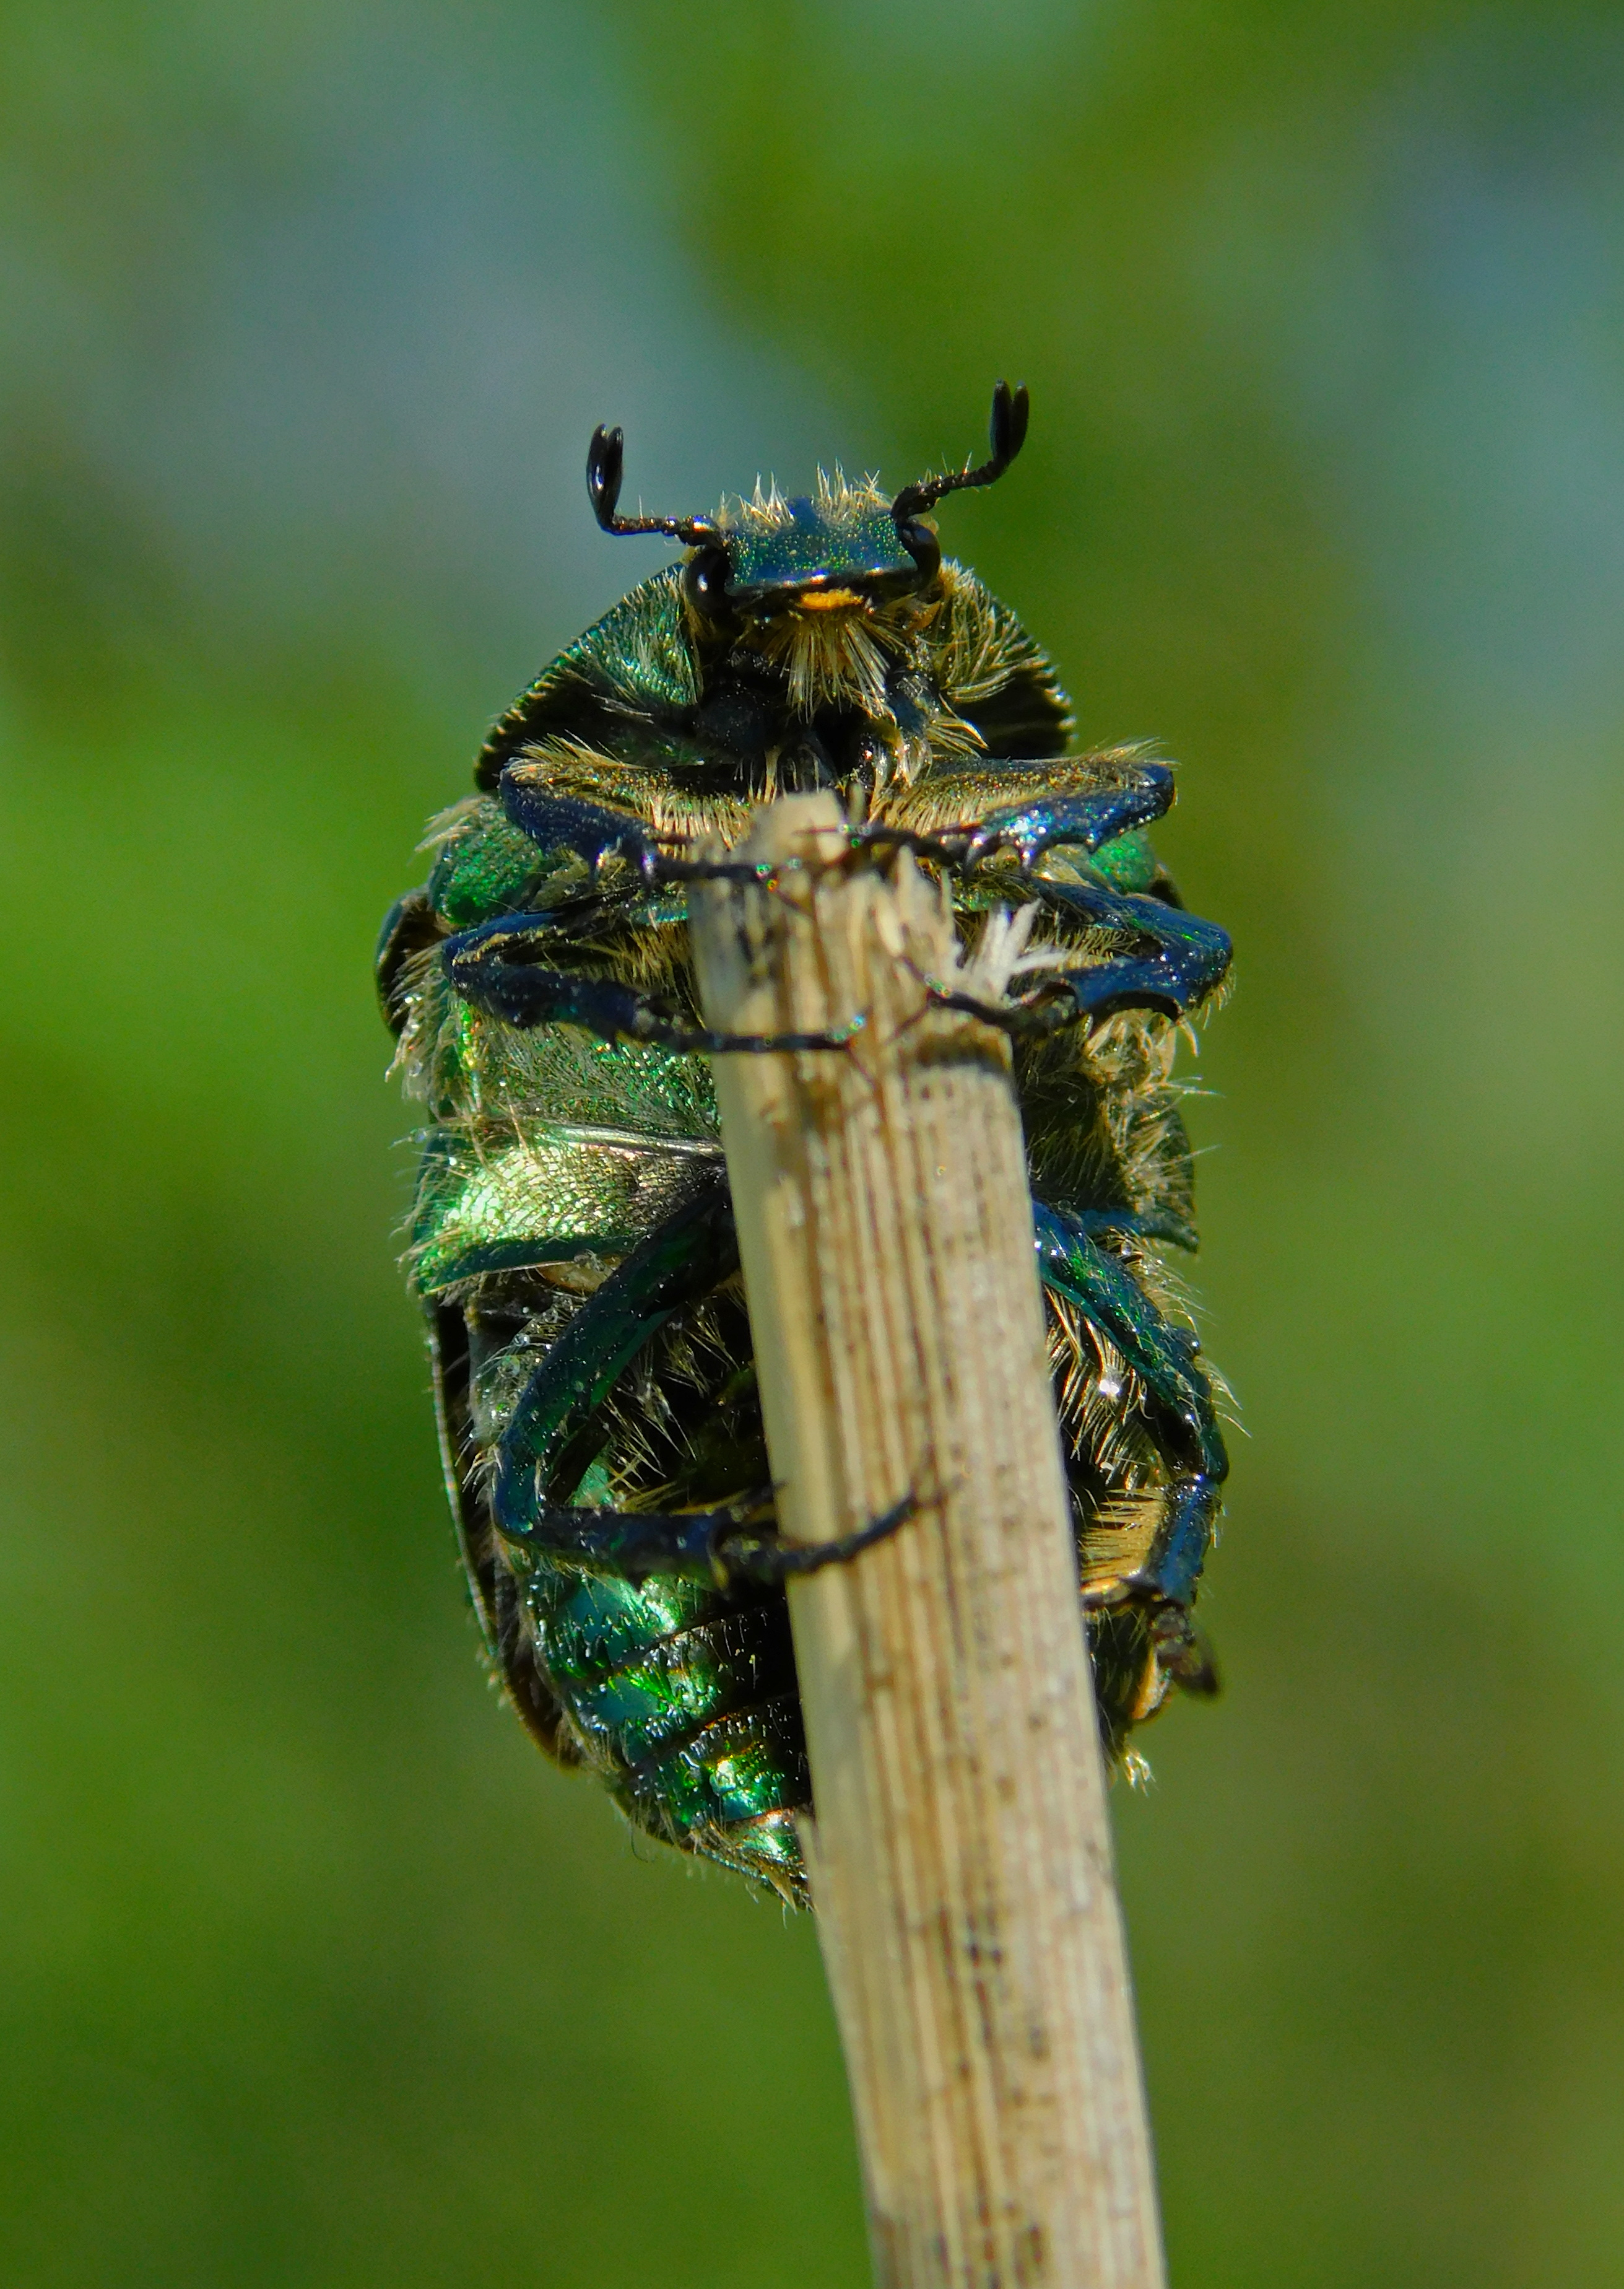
top-left (919, 875), bottom-right (1231, 1039)
top-left (444, 909), bottom-right (864, 1056)
top-left (1027, 875), bottom-right (1233, 1023)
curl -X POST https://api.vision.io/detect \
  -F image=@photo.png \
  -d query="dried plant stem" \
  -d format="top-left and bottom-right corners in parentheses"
top-left (689, 795), bottom-right (1168, 2289)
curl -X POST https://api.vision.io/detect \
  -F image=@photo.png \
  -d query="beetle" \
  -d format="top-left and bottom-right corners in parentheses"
top-left (378, 384), bottom-right (1231, 1901)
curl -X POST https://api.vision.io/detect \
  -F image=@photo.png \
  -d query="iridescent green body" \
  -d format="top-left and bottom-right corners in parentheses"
top-left (380, 432), bottom-right (1231, 1902)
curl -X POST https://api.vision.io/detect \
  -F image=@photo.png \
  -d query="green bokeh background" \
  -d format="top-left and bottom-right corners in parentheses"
top-left (3, 6), bottom-right (1622, 2283)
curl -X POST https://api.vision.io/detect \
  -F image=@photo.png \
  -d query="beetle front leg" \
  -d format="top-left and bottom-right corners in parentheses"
top-left (879, 757), bottom-right (1176, 869)
top-left (968, 769), bottom-right (1176, 870)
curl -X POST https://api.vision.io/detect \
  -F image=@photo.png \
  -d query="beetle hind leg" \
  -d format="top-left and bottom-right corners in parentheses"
top-left (510, 1490), bottom-right (918, 1590)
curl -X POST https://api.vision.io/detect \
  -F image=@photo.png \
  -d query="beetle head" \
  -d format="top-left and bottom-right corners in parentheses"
top-left (586, 380), bottom-right (1030, 630)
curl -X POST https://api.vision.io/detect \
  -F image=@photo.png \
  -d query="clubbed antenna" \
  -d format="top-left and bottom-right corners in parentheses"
top-left (586, 424), bottom-right (719, 545)
top-left (890, 381), bottom-right (1031, 526)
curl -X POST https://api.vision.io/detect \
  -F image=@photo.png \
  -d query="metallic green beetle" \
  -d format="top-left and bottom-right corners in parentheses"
top-left (378, 385), bottom-right (1231, 1903)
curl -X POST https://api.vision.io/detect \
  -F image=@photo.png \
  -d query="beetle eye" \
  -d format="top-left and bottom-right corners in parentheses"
top-left (897, 517), bottom-right (941, 582)
top-left (684, 546), bottom-right (733, 617)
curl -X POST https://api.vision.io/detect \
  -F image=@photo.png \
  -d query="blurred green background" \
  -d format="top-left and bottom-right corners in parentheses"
top-left (2, 4), bottom-right (1622, 2283)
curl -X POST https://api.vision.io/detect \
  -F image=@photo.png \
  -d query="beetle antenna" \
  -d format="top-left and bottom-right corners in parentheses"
top-left (891, 381), bottom-right (1030, 525)
top-left (587, 425), bottom-right (720, 545)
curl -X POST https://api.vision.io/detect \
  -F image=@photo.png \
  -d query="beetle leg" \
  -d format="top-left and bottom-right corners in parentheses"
top-left (509, 1491), bottom-right (918, 1591)
top-left (898, 878), bottom-right (1230, 1037)
top-left (500, 781), bottom-right (661, 873)
top-left (375, 884), bottom-right (440, 1035)
top-left (658, 769), bottom-right (1175, 889)
top-left (444, 910), bottom-right (864, 1055)
top-left (1010, 878), bottom-right (1232, 1026)
top-left (722, 1493), bottom-right (917, 1584)
top-left (483, 1179), bottom-right (917, 1584)
top-left (1035, 1201), bottom-right (1228, 1683)
top-left (1126, 1478), bottom-right (1225, 1698)
top-left (490, 1182), bottom-right (739, 1535)
top-left (1034, 1200), bottom-right (1228, 1482)
top-left (502, 1492), bottom-right (765, 1583)
top-left (964, 770), bottom-right (1177, 868)
top-left (1059, 1203), bottom-right (1199, 1252)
